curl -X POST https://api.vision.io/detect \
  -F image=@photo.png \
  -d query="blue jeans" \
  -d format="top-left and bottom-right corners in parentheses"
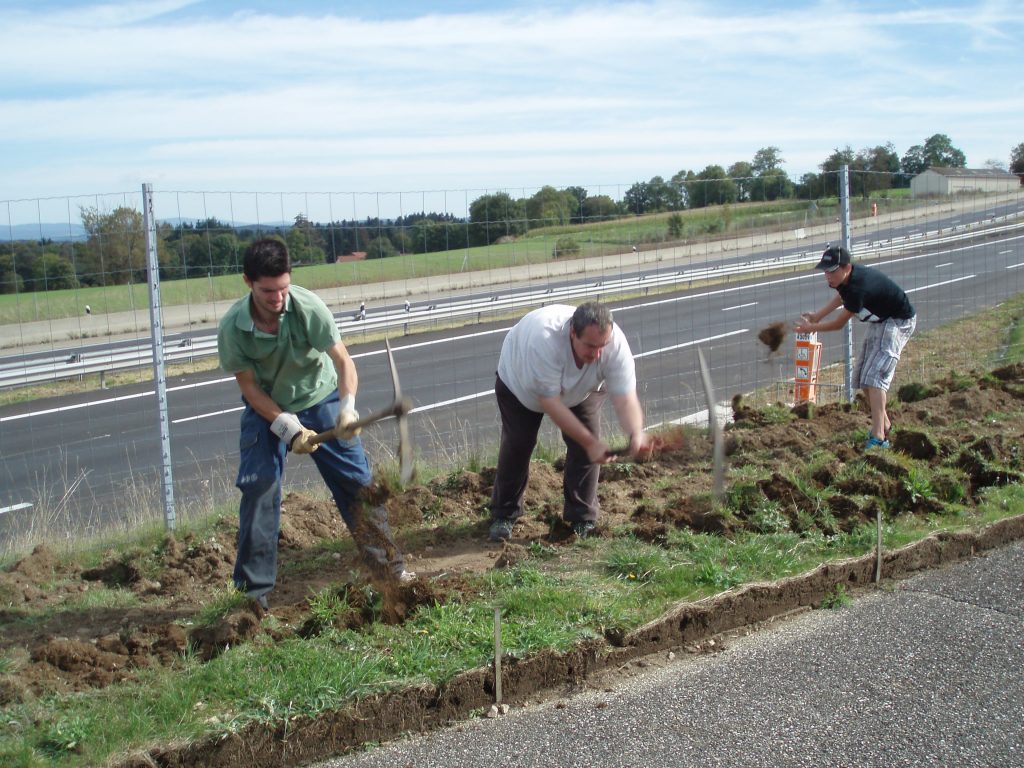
top-left (233, 390), bottom-right (405, 597)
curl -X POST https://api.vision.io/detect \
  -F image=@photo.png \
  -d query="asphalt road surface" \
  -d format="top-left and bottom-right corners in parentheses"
top-left (315, 539), bottom-right (1024, 768)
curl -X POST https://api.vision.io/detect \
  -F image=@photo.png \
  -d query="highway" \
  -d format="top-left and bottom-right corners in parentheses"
top-left (1, 200), bottom-right (1022, 535)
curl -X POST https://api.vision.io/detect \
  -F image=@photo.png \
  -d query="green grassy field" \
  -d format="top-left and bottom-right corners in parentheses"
top-left (0, 196), bottom-right (913, 326)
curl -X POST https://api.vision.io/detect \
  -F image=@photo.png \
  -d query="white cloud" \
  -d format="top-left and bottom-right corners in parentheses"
top-left (0, 0), bottom-right (1021, 206)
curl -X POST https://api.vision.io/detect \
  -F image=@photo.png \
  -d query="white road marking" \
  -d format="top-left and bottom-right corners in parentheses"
top-left (0, 502), bottom-right (33, 515)
top-left (0, 390), bottom-right (151, 422)
top-left (905, 275), bottom-right (975, 293)
top-left (721, 302), bottom-right (757, 312)
top-left (634, 329), bottom-right (749, 358)
top-left (411, 390), bottom-right (492, 413)
top-left (172, 406), bottom-right (244, 424)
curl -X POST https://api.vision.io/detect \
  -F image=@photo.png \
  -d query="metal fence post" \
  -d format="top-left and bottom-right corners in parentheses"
top-left (839, 165), bottom-right (854, 404)
top-left (142, 183), bottom-right (177, 531)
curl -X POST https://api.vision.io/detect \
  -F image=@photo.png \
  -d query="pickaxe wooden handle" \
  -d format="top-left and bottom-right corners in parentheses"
top-left (308, 397), bottom-right (412, 446)
top-left (309, 338), bottom-right (415, 483)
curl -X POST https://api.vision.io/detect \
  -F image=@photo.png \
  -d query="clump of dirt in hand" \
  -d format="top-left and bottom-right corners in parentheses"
top-left (757, 321), bottom-right (787, 353)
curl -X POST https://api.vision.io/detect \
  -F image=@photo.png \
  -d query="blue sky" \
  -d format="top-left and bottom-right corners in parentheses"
top-left (1, 0), bottom-right (1021, 218)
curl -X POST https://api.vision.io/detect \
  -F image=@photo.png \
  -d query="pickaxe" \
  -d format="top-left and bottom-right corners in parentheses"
top-left (309, 338), bottom-right (415, 484)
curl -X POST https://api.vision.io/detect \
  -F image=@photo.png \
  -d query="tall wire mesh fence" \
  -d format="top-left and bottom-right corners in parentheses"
top-left (1, 170), bottom-right (1022, 552)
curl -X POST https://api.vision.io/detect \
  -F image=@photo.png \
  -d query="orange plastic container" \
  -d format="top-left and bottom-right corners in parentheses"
top-left (793, 331), bottom-right (822, 403)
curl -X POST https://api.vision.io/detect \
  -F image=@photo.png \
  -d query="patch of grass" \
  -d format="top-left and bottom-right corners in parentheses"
top-left (896, 381), bottom-right (939, 403)
top-left (527, 540), bottom-right (558, 558)
top-left (1003, 311), bottom-right (1024, 364)
top-left (723, 480), bottom-right (763, 514)
top-left (747, 499), bottom-right (790, 534)
top-left (3, 585), bottom-right (145, 631)
top-left (306, 586), bottom-right (350, 629)
top-left (38, 716), bottom-right (90, 760)
top-left (604, 540), bottom-right (669, 583)
top-left (819, 584), bottom-right (851, 609)
top-left (976, 484), bottom-right (1024, 524)
top-left (760, 403), bottom-right (795, 424)
top-left (531, 437), bottom-right (565, 465)
top-left (62, 586), bottom-right (142, 613)
top-left (191, 584), bottom-right (251, 628)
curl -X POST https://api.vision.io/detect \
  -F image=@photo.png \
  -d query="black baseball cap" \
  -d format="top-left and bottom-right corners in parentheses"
top-left (815, 245), bottom-right (851, 272)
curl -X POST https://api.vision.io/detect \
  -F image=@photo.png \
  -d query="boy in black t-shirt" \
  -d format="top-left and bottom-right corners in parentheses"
top-left (795, 245), bottom-right (917, 450)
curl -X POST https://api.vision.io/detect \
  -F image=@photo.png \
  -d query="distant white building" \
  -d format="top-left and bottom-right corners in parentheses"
top-left (910, 167), bottom-right (1020, 197)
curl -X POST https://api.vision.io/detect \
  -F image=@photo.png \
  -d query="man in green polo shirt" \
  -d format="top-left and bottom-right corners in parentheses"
top-left (217, 237), bottom-right (411, 609)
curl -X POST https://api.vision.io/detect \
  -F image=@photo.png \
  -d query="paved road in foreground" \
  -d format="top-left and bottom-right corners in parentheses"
top-left (316, 540), bottom-right (1024, 768)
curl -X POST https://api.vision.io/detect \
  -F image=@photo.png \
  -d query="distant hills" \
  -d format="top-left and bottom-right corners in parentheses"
top-left (0, 220), bottom-right (293, 242)
top-left (1, 222), bottom-right (88, 242)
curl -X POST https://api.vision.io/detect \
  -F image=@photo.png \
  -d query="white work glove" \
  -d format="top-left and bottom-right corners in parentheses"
top-left (291, 428), bottom-right (319, 455)
top-left (269, 412), bottom-right (319, 454)
top-left (335, 394), bottom-right (361, 440)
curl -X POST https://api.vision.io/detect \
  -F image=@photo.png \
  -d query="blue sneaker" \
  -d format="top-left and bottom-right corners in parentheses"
top-left (864, 436), bottom-right (891, 451)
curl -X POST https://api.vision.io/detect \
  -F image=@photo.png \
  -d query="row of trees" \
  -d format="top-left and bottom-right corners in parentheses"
top-left (2, 136), bottom-right (1021, 293)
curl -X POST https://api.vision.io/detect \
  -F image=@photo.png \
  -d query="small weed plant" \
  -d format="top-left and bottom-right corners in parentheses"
top-left (820, 584), bottom-right (851, 609)
top-left (903, 468), bottom-right (935, 504)
top-left (748, 499), bottom-right (790, 534)
top-left (307, 586), bottom-right (350, 629)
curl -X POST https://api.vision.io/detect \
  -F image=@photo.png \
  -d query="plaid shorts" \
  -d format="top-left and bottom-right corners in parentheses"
top-left (854, 315), bottom-right (917, 391)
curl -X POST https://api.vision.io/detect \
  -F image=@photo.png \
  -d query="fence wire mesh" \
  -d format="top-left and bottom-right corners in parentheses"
top-left (1, 171), bottom-right (1022, 551)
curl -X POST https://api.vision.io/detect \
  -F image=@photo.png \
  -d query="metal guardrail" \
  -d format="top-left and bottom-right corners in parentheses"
top-left (0, 248), bottom-right (826, 389)
top-left (1, 209), bottom-right (1021, 390)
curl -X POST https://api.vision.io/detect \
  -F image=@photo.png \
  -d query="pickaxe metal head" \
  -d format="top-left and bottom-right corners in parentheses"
top-left (385, 338), bottom-right (414, 484)
top-left (310, 338), bottom-right (415, 483)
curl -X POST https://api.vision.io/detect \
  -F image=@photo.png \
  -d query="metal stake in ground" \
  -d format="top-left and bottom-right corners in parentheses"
top-left (697, 347), bottom-right (724, 498)
top-left (875, 508), bottom-right (882, 583)
top-left (494, 607), bottom-right (503, 706)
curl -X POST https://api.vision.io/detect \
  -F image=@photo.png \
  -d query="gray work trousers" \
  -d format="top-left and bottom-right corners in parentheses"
top-left (489, 374), bottom-right (605, 524)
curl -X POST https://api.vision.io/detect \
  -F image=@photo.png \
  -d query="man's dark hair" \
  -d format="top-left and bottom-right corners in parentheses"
top-left (571, 301), bottom-right (613, 336)
top-left (243, 237), bottom-right (291, 281)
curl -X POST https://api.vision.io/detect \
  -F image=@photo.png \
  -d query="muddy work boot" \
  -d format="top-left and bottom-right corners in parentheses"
top-left (571, 521), bottom-right (596, 539)
top-left (242, 592), bottom-right (269, 614)
top-left (489, 518), bottom-right (515, 542)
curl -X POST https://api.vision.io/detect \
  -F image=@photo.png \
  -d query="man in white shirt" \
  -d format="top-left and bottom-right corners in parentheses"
top-left (489, 302), bottom-right (652, 541)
